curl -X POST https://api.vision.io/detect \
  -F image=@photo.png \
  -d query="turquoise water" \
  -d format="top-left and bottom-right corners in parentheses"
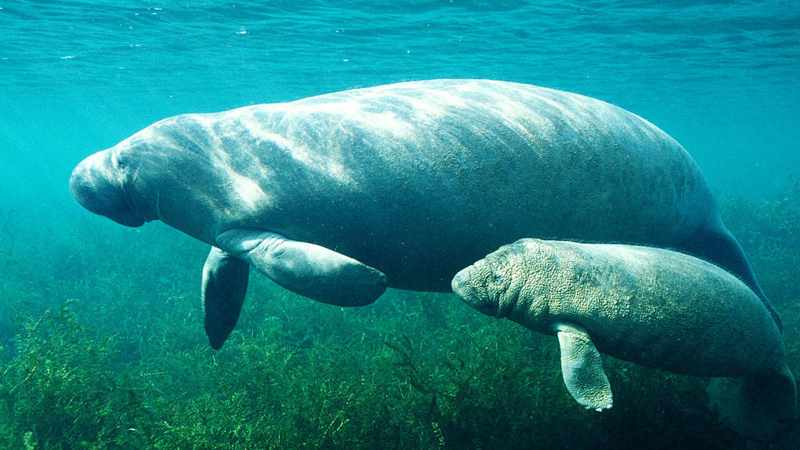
top-left (2, 0), bottom-right (799, 209)
top-left (1, 1), bottom-right (800, 449)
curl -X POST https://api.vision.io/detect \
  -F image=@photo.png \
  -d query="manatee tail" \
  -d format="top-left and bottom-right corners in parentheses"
top-left (707, 364), bottom-right (797, 443)
top-left (678, 213), bottom-right (782, 330)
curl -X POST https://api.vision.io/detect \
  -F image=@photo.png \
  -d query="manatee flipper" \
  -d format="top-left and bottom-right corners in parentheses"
top-left (216, 228), bottom-right (388, 306)
top-left (202, 247), bottom-right (250, 349)
top-left (554, 322), bottom-right (613, 411)
top-left (707, 364), bottom-right (797, 443)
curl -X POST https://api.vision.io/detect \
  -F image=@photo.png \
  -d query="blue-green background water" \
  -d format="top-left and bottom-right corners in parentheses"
top-left (1, 1), bottom-right (800, 449)
top-left (3, 0), bottom-right (799, 211)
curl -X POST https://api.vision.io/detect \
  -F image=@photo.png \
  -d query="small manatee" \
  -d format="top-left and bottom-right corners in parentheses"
top-left (452, 238), bottom-right (796, 443)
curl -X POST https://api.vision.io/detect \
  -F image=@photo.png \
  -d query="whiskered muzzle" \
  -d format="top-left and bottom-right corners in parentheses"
top-left (70, 152), bottom-right (145, 227)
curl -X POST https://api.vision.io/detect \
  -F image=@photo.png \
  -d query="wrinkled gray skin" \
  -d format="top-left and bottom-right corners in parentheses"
top-left (69, 79), bottom-right (777, 349)
top-left (452, 239), bottom-right (795, 442)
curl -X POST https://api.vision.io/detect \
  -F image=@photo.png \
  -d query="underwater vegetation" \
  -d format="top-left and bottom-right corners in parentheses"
top-left (0, 180), bottom-right (799, 449)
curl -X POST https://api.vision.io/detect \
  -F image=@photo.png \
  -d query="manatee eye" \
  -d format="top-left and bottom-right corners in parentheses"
top-left (111, 153), bottom-right (129, 172)
top-left (490, 266), bottom-right (508, 287)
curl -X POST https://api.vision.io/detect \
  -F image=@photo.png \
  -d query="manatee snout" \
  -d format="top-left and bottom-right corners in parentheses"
top-left (451, 267), bottom-right (470, 297)
top-left (70, 151), bottom-right (145, 227)
top-left (452, 263), bottom-right (500, 317)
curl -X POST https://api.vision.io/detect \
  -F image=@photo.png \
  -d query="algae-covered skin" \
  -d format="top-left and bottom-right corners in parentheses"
top-left (452, 238), bottom-right (796, 442)
top-left (69, 79), bottom-right (777, 349)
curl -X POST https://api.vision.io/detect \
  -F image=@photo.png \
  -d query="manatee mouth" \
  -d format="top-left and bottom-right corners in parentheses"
top-left (69, 152), bottom-right (145, 227)
top-left (451, 268), bottom-right (499, 317)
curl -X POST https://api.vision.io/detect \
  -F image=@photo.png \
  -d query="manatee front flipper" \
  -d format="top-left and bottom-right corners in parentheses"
top-left (216, 228), bottom-right (388, 306)
top-left (202, 247), bottom-right (250, 349)
top-left (554, 322), bottom-right (613, 411)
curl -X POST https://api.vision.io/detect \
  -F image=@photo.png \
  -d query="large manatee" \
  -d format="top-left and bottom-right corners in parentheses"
top-left (69, 79), bottom-right (778, 348)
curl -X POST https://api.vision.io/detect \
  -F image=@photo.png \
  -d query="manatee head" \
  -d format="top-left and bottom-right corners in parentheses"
top-left (70, 144), bottom-right (149, 228)
top-left (70, 116), bottom-right (231, 242)
top-left (451, 241), bottom-right (533, 318)
top-left (452, 238), bottom-right (557, 325)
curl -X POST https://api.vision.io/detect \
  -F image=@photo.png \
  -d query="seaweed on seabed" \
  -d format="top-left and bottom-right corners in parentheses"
top-left (0, 299), bottom-right (152, 450)
top-left (384, 334), bottom-right (452, 449)
top-left (384, 322), bottom-right (563, 450)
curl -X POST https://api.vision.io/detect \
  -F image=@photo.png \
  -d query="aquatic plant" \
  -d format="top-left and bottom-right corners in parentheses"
top-left (0, 300), bottom-right (151, 449)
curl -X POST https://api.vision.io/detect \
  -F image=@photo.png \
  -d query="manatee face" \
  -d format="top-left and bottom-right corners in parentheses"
top-left (69, 148), bottom-right (146, 228)
top-left (451, 247), bottom-right (521, 318)
top-left (69, 123), bottom-right (219, 242)
top-left (453, 239), bottom-right (558, 322)
top-left (452, 262), bottom-right (497, 316)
